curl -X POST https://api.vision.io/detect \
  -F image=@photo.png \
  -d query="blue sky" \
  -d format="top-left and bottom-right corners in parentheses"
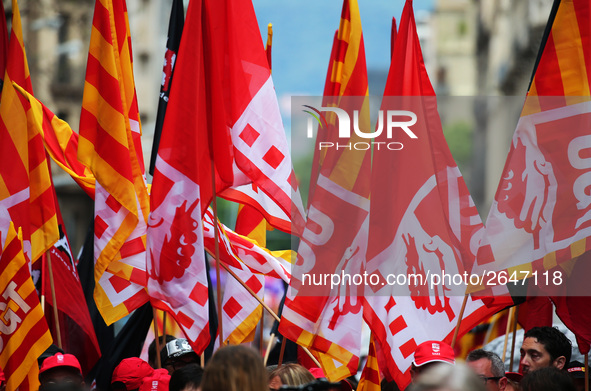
top-left (252, 0), bottom-right (435, 97)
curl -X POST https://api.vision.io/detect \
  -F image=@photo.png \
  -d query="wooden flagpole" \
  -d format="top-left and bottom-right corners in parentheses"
top-left (46, 251), bottom-right (63, 349)
top-left (205, 248), bottom-right (320, 367)
top-left (264, 333), bottom-right (276, 366)
top-left (509, 305), bottom-right (519, 371)
top-left (585, 354), bottom-right (589, 391)
top-left (502, 307), bottom-right (515, 362)
top-left (210, 166), bottom-right (224, 347)
top-left (153, 307), bottom-right (162, 369)
top-left (278, 337), bottom-right (287, 367)
top-left (451, 293), bottom-right (469, 347)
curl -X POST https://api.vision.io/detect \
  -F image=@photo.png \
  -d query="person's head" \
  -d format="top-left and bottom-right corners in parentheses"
top-left (38, 353), bottom-right (84, 391)
top-left (521, 366), bottom-right (576, 391)
top-left (566, 361), bottom-right (589, 391)
top-left (111, 357), bottom-right (154, 391)
top-left (410, 341), bottom-right (455, 382)
top-left (169, 364), bottom-right (203, 391)
top-left (200, 345), bottom-right (267, 391)
top-left (268, 363), bottom-right (315, 390)
top-left (161, 339), bottom-right (199, 375)
top-left (520, 327), bottom-right (572, 374)
top-left (148, 335), bottom-right (175, 368)
top-left (38, 345), bottom-right (66, 369)
top-left (409, 362), bottom-right (487, 391)
top-left (466, 349), bottom-right (507, 391)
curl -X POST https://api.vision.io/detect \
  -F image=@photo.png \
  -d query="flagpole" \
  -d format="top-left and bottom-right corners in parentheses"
top-left (205, 248), bottom-right (321, 367)
top-left (451, 293), bottom-right (468, 347)
top-left (264, 333), bottom-right (276, 366)
top-left (259, 311), bottom-right (264, 356)
top-left (152, 306), bottom-right (162, 369)
top-left (509, 305), bottom-right (519, 371)
top-left (585, 354), bottom-right (589, 391)
top-left (162, 311), bottom-right (167, 338)
top-left (209, 166), bottom-right (225, 346)
top-left (46, 251), bottom-right (63, 349)
top-left (278, 337), bottom-right (287, 367)
top-left (502, 307), bottom-right (515, 362)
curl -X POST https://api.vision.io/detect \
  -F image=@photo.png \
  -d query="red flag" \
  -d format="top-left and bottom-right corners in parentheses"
top-left (148, 0), bottom-right (300, 353)
top-left (362, 2), bottom-right (507, 389)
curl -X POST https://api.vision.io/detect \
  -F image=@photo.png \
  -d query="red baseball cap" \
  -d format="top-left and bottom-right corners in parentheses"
top-left (139, 369), bottom-right (170, 391)
top-left (412, 341), bottom-right (455, 367)
top-left (39, 353), bottom-right (82, 376)
top-left (112, 358), bottom-right (154, 390)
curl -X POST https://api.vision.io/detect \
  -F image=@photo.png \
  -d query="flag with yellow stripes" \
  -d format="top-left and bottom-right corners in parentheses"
top-left (0, 0), bottom-right (59, 263)
top-left (280, 0), bottom-right (370, 381)
top-left (357, 335), bottom-right (381, 391)
top-left (79, 0), bottom-right (150, 324)
top-left (0, 222), bottom-right (52, 391)
top-left (473, 0), bottom-right (591, 288)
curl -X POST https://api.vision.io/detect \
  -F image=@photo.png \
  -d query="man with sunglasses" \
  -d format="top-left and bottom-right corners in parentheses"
top-left (466, 349), bottom-right (509, 391)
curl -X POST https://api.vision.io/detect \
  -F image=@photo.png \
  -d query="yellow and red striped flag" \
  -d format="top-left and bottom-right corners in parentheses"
top-left (357, 335), bottom-right (381, 391)
top-left (79, 0), bottom-right (150, 324)
top-left (0, 0), bottom-right (59, 263)
top-left (0, 222), bottom-right (52, 391)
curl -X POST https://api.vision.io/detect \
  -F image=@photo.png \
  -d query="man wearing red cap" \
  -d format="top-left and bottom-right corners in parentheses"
top-left (38, 353), bottom-right (84, 391)
top-left (111, 358), bottom-right (154, 391)
top-left (410, 341), bottom-right (455, 383)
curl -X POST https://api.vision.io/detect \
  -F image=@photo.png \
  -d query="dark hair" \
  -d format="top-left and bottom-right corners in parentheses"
top-left (524, 327), bottom-right (572, 364)
top-left (148, 335), bottom-right (175, 367)
top-left (466, 349), bottom-right (505, 377)
top-left (169, 364), bottom-right (203, 391)
top-left (521, 367), bottom-right (576, 391)
top-left (201, 345), bottom-right (267, 391)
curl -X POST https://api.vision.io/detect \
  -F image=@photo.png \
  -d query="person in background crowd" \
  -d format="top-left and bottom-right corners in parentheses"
top-left (381, 379), bottom-right (401, 391)
top-left (169, 364), bottom-right (203, 391)
top-left (465, 349), bottom-right (507, 391)
top-left (410, 341), bottom-right (455, 383)
top-left (139, 368), bottom-right (170, 391)
top-left (409, 363), bottom-right (486, 391)
top-left (520, 366), bottom-right (575, 391)
top-left (148, 335), bottom-right (175, 369)
top-left (268, 363), bottom-right (315, 390)
top-left (200, 345), bottom-right (268, 391)
top-left (519, 327), bottom-right (572, 375)
top-left (38, 345), bottom-right (66, 369)
top-left (504, 372), bottom-right (523, 391)
top-left (160, 339), bottom-right (199, 375)
top-left (566, 361), bottom-right (590, 391)
top-left (38, 353), bottom-right (85, 391)
top-left (111, 357), bottom-right (154, 391)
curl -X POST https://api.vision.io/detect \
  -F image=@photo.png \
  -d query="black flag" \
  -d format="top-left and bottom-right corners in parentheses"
top-left (149, 0), bottom-right (185, 175)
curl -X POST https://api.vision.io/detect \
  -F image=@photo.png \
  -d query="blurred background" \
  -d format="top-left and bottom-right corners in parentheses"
top-left (4, 0), bottom-right (554, 255)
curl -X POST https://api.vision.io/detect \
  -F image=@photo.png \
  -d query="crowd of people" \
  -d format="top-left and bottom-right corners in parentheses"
top-left (0, 326), bottom-right (587, 391)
